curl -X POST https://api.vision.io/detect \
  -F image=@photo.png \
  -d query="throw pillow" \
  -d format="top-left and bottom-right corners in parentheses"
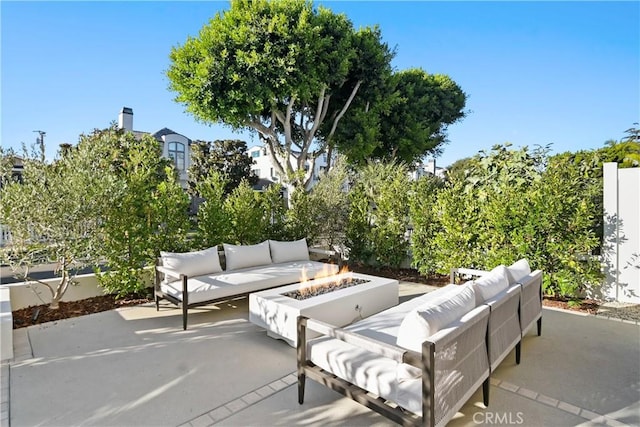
top-left (472, 265), bottom-right (509, 303)
top-left (396, 283), bottom-right (476, 353)
top-left (506, 258), bottom-right (531, 284)
top-left (224, 241), bottom-right (272, 271)
top-left (269, 238), bottom-right (310, 264)
top-left (160, 246), bottom-right (222, 277)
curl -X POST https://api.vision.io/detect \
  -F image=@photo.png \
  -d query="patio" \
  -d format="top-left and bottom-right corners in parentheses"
top-left (2, 282), bottom-right (639, 427)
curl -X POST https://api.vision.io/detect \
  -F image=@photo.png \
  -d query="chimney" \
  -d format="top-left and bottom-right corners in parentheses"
top-left (118, 107), bottom-right (133, 131)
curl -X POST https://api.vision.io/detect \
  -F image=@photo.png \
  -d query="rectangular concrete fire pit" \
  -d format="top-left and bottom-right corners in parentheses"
top-left (249, 272), bottom-right (399, 347)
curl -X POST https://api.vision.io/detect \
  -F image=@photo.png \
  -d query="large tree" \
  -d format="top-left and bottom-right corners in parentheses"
top-left (168, 0), bottom-right (393, 189)
top-left (334, 69), bottom-right (466, 165)
top-left (188, 139), bottom-right (257, 196)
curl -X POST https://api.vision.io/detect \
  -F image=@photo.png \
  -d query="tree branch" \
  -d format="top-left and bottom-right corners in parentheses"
top-left (327, 80), bottom-right (362, 142)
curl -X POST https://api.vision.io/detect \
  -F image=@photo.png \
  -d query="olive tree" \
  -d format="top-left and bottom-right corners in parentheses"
top-left (0, 138), bottom-right (118, 308)
top-left (167, 0), bottom-right (393, 189)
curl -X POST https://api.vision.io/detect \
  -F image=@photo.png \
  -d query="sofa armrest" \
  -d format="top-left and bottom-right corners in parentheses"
top-left (308, 247), bottom-right (336, 257)
top-left (155, 265), bottom-right (183, 281)
top-left (450, 267), bottom-right (489, 283)
top-left (518, 270), bottom-right (543, 335)
top-left (299, 316), bottom-right (421, 367)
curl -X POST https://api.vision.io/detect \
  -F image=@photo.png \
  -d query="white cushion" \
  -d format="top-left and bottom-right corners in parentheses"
top-left (472, 265), bottom-right (509, 303)
top-left (269, 238), bottom-right (310, 263)
top-left (161, 261), bottom-right (337, 304)
top-left (396, 283), bottom-right (476, 353)
top-left (506, 259), bottom-right (531, 284)
top-left (160, 246), bottom-right (222, 277)
top-left (223, 241), bottom-right (272, 271)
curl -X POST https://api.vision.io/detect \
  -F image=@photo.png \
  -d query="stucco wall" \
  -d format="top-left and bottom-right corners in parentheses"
top-left (603, 162), bottom-right (640, 303)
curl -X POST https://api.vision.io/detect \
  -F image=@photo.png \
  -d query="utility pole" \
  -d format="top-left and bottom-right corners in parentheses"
top-left (33, 130), bottom-right (46, 161)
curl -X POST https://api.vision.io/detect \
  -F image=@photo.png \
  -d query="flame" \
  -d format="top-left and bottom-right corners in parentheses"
top-left (297, 263), bottom-right (349, 297)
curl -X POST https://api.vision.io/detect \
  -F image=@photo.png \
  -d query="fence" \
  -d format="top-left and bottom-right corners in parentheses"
top-left (603, 162), bottom-right (640, 304)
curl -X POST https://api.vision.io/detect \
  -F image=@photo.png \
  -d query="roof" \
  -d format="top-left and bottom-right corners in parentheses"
top-left (130, 128), bottom-right (192, 144)
top-left (154, 128), bottom-right (192, 144)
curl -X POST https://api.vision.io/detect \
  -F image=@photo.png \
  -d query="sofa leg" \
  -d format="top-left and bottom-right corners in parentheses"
top-left (182, 305), bottom-right (188, 330)
top-left (537, 318), bottom-right (542, 336)
top-left (515, 341), bottom-right (521, 365)
top-left (298, 374), bottom-right (306, 404)
top-left (483, 378), bottom-right (490, 406)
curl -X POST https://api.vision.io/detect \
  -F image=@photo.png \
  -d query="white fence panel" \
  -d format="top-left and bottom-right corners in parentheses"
top-left (603, 162), bottom-right (640, 303)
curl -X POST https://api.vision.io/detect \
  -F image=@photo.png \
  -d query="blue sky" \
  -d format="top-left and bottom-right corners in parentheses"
top-left (2, 1), bottom-right (638, 168)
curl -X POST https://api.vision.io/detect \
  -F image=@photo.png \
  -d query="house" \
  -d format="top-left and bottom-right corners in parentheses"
top-left (117, 107), bottom-right (192, 189)
top-left (118, 107), bottom-right (329, 194)
top-left (409, 158), bottom-right (447, 180)
top-left (247, 144), bottom-right (328, 193)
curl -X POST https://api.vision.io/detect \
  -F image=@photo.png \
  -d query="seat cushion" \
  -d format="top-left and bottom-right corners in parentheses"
top-left (160, 246), bottom-right (222, 277)
top-left (161, 261), bottom-right (338, 304)
top-left (396, 283), bottom-right (476, 353)
top-left (223, 241), bottom-right (272, 271)
top-left (506, 259), bottom-right (531, 284)
top-left (472, 265), bottom-right (509, 303)
top-left (269, 238), bottom-right (310, 263)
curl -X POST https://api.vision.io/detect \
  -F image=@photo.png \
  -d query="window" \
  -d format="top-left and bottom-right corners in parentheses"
top-left (252, 169), bottom-right (260, 176)
top-left (168, 142), bottom-right (185, 171)
top-left (251, 150), bottom-right (260, 158)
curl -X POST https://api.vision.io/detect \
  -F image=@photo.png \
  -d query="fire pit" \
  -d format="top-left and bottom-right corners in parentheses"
top-left (283, 276), bottom-right (370, 300)
top-left (249, 272), bottom-right (398, 347)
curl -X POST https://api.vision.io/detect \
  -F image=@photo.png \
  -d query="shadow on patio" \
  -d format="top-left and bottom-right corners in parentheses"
top-left (7, 284), bottom-right (640, 427)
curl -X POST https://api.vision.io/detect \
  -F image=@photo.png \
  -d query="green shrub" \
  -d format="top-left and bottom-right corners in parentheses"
top-left (224, 180), bottom-right (267, 244)
top-left (346, 162), bottom-right (410, 268)
top-left (408, 175), bottom-right (444, 274)
top-left (423, 144), bottom-right (601, 299)
top-left (195, 171), bottom-right (231, 248)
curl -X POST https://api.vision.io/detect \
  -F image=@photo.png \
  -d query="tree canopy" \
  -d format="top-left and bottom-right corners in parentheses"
top-left (167, 0), bottom-right (465, 187)
top-left (334, 69), bottom-right (466, 165)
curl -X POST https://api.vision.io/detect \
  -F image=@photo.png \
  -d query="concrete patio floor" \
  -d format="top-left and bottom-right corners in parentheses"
top-left (2, 282), bottom-right (639, 427)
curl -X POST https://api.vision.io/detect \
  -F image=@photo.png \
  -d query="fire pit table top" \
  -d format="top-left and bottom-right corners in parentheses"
top-left (249, 272), bottom-right (399, 347)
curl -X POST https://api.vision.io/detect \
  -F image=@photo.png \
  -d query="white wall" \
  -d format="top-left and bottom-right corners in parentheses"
top-left (603, 162), bottom-right (640, 303)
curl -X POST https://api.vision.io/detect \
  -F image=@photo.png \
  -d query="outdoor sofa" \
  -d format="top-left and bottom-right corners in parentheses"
top-left (297, 259), bottom-right (543, 426)
top-left (155, 239), bottom-right (338, 330)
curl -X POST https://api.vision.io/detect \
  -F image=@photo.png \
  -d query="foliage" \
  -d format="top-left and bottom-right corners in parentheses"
top-left (345, 162), bottom-right (411, 267)
top-left (0, 137), bottom-right (119, 308)
top-left (261, 183), bottom-right (289, 240)
top-left (421, 144), bottom-right (601, 299)
top-left (188, 139), bottom-right (257, 196)
top-left (408, 175), bottom-right (445, 274)
top-left (602, 138), bottom-right (640, 168)
top-left (306, 156), bottom-right (350, 247)
top-left (444, 156), bottom-right (478, 181)
top-left (93, 129), bottom-right (190, 297)
top-left (285, 188), bottom-right (317, 242)
top-left (526, 155), bottom-right (601, 297)
top-left (167, 0), bottom-right (394, 189)
top-left (337, 69), bottom-right (466, 165)
top-left (0, 147), bottom-right (19, 184)
top-left (195, 171), bottom-right (232, 249)
top-left (224, 180), bottom-right (268, 244)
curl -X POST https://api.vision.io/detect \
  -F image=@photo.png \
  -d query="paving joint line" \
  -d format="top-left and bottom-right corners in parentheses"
top-left (492, 378), bottom-right (632, 426)
top-left (179, 371), bottom-right (298, 427)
